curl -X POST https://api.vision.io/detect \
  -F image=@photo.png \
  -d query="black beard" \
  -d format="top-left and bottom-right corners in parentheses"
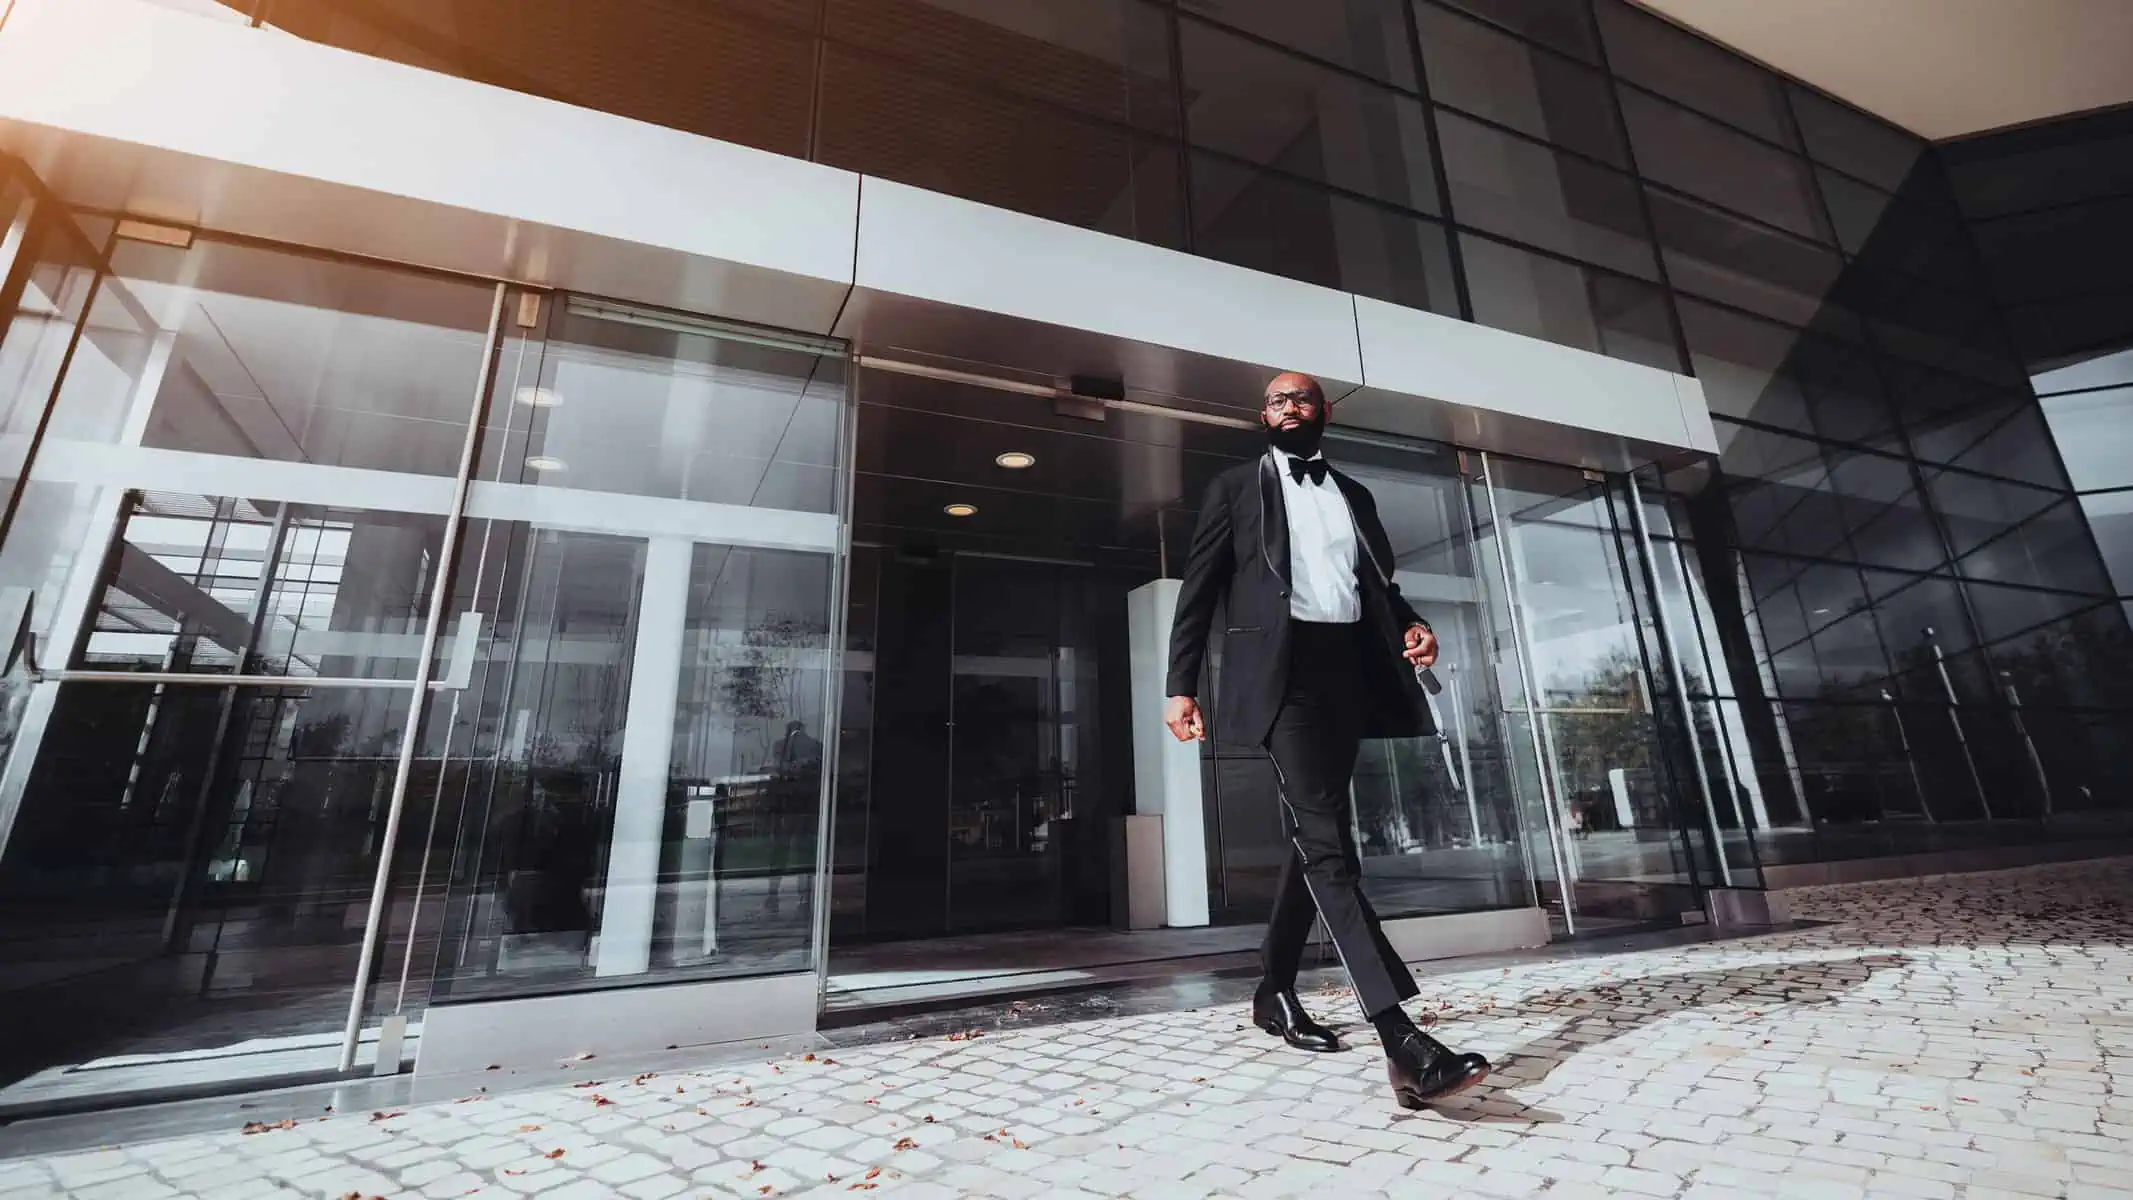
top-left (1266, 416), bottom-right (1325, 458)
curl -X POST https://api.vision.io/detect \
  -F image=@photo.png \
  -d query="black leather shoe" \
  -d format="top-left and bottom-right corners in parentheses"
top-left (1252, 988), bottom-right (1342, 1053)
top-left (1385, 1030), bottom-right (1491, 1108)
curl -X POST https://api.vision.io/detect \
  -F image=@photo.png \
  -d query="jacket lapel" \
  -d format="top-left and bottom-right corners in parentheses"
top-left (1257, 453), bottom-right (1292, 586)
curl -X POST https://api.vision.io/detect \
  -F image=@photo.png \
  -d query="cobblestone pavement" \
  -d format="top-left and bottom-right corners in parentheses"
top-left (4, 860), bottom-right (2130, 1200)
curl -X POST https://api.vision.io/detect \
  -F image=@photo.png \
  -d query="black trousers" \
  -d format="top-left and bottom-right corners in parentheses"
top-left (1259, 621), bottom-right (1421, 1019)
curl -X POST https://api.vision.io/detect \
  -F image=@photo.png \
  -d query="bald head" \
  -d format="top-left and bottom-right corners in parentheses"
top-left (1264, 372), bottom-right (1323, 407)
top-left (1262, 371), bottom-right (1328, 456)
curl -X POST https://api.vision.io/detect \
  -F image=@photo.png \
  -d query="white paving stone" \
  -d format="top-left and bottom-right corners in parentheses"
top-left (6, 859), bottom-right (2129, 1198)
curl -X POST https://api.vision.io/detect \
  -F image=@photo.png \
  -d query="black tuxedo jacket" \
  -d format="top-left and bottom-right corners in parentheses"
top-left (1166, 452), bottom-right (1437, 748)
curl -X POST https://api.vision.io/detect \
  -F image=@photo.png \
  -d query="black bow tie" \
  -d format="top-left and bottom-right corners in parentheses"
top-left (1288, 456), bottom-right (1328, 486)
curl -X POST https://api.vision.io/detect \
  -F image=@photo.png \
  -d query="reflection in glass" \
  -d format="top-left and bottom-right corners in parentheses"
top-left (1595, 0), bottom-right (1795, 146)
top-left (1190, 154), bottom-right (1461, 316)
top-left (0, 684), bottom-right (414, 1102)
top-left (1435, 111), bottom-right (1659, 279)
top-left (1416, 4), bottom-right (1626, 165)
top-left (816, 42), bottom-right (1185, 247)
top-left (1618, 87), bottom-right (1828, 243)
top-left (483, 299), bottom-right (846, 512)
top-left (1178, 18), bottom-right (1441, 215)
top-left (1191, 0), bottom-right (1418, 88)
top-left (1787, 84), bottom-right (1925, 194)
top-left (1435, 0), bottom-right (1602, 63)
top-left (2041, 387), bottom-right (2133, 492)
top-left (1459, 233), bottom-right (1681, 371)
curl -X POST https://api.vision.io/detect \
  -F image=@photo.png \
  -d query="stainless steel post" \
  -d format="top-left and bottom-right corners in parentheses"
top-left (1925, 627), bottom-right (1992, 819)
top-left (1879, 688), bottom-right (1934, 822)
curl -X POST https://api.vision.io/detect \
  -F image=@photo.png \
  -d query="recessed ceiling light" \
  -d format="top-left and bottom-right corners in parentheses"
top-left (994, 451), bottom-right (1036, 470)
top-left (514, 386), bottom-right (563, 408)
top-left (525, 456), bottom-right (567, 472)
top-left (943, 503), bottom-right (978, 518)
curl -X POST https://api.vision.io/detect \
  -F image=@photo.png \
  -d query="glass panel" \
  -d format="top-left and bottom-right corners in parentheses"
top-left (1828, 450), bottom-right (1944, 573)
top-left (1334, 438), bottom-right (1530, 918)
top-left (1937, 405), bottom-right (2073, 491)
top-left (1818, 169), bottom-right (1979, 289)
top-left (1415, 4), bottom-right (1626, 164)
top-left (2041, 387), bottom-right (2133, 491)
top-left (1981, 600), bottom-right (2133, 712)
top-left (1474, 457), bottom-right (1730, 925)
top-left (71, 496), bottom-right (450, 680)
top-left (1458, 232), bottom-right (1681, 371)
top-left (1618, 87), bottom-right (1830, 243)
top-left (1433, 0), bottom-right (1602, 63)
top-left (419, 532), bottom-right (836, 1000)
top-left (817, 44), bottom-right (1186, 248)
top-left (267, 0), bottom-right (821, 158)
top-left (479, 300), bottom-right (847, 511)
top-left (824, 0), bottom-right (1178, 134)
top-left (1787, 85), bottom-right (1925, 194)
top-left (1189, 0), bottom-right (1419, 89)
top-left (1595, 0), bottom-right (1794, 146)
top-left (0, 683), bottom-right (413, 1106)
top-left (2031, 347), bottom-right (2133, 397)
top-left (1648, 189), bottom-right (1850, 333)
top-left (1190, 154), bottom-right (1461, 316)
top-left (1923, 470), bottom-right (2066, 559)
top-left (0, 237), bottom-right (495, 679)
top-left (1955, 498), bottom-right (2114, 597)
top-left (0, 197), bottom-right (101, 513)
top-left (1178, 18), bottom-right (1441, 215)
top-left (1436, 111), bottom-right (1659, 279)
top-left (1678, 301), bottom-right (1894, 442)
top-left (2081, 489), bottom-right (2133, 596)
top-left (1714, 423), bottom-right (1850, 561)
top-left (1946, 124), bottom-right (2133, 220)
top-left (946, 555), bottom-right (1109, 933)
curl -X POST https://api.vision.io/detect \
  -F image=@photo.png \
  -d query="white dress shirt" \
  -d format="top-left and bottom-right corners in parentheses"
top-left (1276, 451), bottom-right (1362, 623)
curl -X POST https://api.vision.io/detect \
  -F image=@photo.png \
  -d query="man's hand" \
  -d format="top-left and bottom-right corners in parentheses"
top-left (1403, 624), bottom-right (1439, 669)
top-left (1164, 695), bottom-right (1206, 742)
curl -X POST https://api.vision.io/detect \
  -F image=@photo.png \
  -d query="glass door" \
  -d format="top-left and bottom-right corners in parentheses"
top-left (1467, 453), bottom-right (1724, 934)
top-left (0, 230), bottom-right (503, 1108)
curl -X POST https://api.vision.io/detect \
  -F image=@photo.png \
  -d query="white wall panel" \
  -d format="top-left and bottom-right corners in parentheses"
top-left (1343, 296), bottom-right (1706, 470)
top-left (843, 177), bottom-right (1364, 405)
top-left (0, 0), bottom-right (858, 333)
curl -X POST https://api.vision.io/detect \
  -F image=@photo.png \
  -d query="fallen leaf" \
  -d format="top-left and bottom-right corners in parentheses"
top-left (922, 1115), bottom-right (936, 1124)
top-left (893, 1137), bottom-right (919, 1151)
top-left (370, 1111), bottom-right (404, 1122)
top-left (517, 1124), bottom-right (542, 1134)
top-left (545, 1149), bottom-right (566, 1160)
top-left (503, 1169), bottom-right (526, 1177)
top-left (571, 1052), bottom-right (597, 1062)
top-left (590, 1095), bottom-right (615, 1108)
top-left (241, 1119), bottom-right (298, 1135)
top-left (485, 1064), bottom-right (502, 1072)
top-left (1012, 1138), bottom-right (1029, 1150)
top-left (758, 1189), bottom-right (773, 1197)
top-left (632, 1072), bottom-right (658, 1085)
top-left (865, 1167), bottom-right (882, 1181)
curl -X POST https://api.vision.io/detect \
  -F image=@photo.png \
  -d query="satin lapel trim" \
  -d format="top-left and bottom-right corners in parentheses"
top-left (1329, 469), bottom-right (1389, 587)
top-left (1258, 452), bottom-right (1292, 586)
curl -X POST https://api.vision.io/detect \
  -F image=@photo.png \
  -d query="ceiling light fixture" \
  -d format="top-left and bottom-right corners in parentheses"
top-left (943, 503), bottom-right (978, 518)
top-left (525, 456), bottom-right (567, 473)
top-left (994, 451), bottom-right (1036, 470)
top-left (514, 386), bottom-right (564, 408)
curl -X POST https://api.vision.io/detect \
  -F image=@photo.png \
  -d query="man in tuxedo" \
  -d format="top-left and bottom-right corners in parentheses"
top-left (1164, 372), bottom-right (1491, 1108)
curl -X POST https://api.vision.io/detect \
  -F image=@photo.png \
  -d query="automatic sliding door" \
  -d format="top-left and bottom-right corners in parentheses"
top-left (403, 292), bottom-right (846, 1036)
top-left (1468, 454), bottom-right (1720, 933)
top-left (0, 233), bottom-right (499, 1106)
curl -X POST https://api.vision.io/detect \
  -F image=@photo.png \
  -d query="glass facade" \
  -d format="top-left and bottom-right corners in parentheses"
top-left (4, 0), bottom-right (2132, 1111)
top-left (0, 192), bottom-right (850, 1107)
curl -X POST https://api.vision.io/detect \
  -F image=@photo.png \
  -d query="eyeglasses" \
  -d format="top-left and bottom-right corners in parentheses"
top-left (1264, 390), bottom-right (1320, 413)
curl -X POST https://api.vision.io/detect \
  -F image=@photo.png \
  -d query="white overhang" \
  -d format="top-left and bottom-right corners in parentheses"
top-left (0, 0), bottom-right (1717, 470)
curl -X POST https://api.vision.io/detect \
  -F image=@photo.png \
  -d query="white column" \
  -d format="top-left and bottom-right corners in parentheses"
top-left (1126, 579), bottom-right (1208, 928)
top-left (594, 535), bottom-right (693, 977)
